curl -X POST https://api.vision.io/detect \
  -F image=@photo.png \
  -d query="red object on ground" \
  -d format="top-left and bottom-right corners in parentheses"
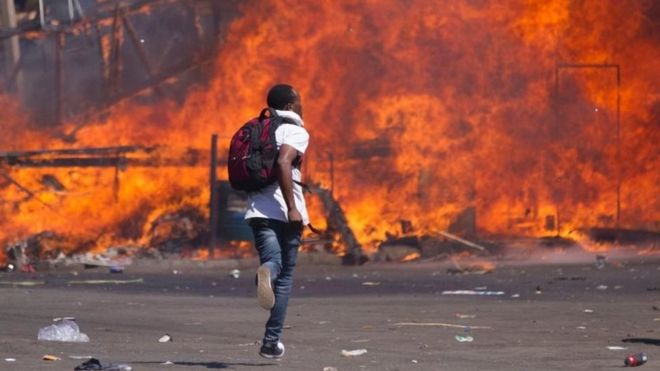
top-left (624, 352), bottom-right (648, 367)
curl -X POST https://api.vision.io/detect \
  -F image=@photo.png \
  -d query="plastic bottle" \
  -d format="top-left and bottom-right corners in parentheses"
top-left (624, 352), bottom-right (648, 367)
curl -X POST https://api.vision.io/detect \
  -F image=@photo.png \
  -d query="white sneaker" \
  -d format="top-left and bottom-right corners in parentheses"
top-left (256, 264), bottom-right (275, 310)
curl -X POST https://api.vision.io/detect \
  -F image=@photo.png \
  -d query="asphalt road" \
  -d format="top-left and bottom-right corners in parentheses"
top-left (0, 255), bottom-right (659, 370)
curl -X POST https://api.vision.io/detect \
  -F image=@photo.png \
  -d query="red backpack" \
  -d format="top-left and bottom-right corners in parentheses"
top-left (228, 108), bottom-right (296, 192)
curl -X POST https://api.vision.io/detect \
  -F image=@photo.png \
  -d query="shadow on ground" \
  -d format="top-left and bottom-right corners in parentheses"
top-left (131, 361), bottom-right (277, 369)
top-left (621, 338), bottom-right (660, 346)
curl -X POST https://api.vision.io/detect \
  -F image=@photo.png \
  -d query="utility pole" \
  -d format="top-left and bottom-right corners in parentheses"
top-left (0, 0), bottom-right (22, 93)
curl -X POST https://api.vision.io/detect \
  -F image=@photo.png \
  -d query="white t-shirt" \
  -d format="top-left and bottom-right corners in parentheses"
top-left (244, 110), bottom-right (310, 224)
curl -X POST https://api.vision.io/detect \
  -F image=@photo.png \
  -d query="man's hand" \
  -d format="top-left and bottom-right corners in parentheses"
top-left (287, 208), bottom-right (303, 224)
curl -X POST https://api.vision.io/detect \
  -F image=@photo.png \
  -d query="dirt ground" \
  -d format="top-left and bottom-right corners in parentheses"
top-left (1, 253), bottom-right (659, 371)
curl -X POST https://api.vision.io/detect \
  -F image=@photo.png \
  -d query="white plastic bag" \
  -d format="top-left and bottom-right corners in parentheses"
top-left (38, 319), bottom-right (89, 342)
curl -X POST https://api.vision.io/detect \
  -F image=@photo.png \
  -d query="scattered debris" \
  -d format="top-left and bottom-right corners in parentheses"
top-left (362, 281), bottom-right (381, 286)
top-left (314, 186), bottom-right (366, 265)
top-left (394, 322), bottom-right (492, 329)
top-left (229, 269), bottom-right (240, 279)
top-left (67, 279), bottom-right (144, 285)
top-left (0, 263), bottom-right (15, 272)
top-left (607, 346), bottom-right (627, 350)
top-left (42, 354), bottom-right (60, 361)
top-left (447, 264), bottom-right (494, 275)
top-left (53, 316), bottom-right (76, 322)
top-left (433, 231), bottom-right (486, 252)
top-left (341, 349), bottom-right (368, 357)
top-left (68, 355), bottom-right (93, 360)
top-left (238, 341), bottom-right (260, 347)
top-left (442, 290), bottom-right (504, 296)
top-left (595, 255), bottom-right (607, 269)
top-left (74, 247), bottom-right (135, 270)
top-left (0, 280), bottom-right (46, 286)
top-left (624, 352), bottom-right (648, 367)
top-left (147, 206), bottom-right (206, 254)
top-left (158, 334), bottom-right (173, 343)
top-left (38, 319), bottom-right (89, 343)
top-left (455, 335), bottom-right (474, 342)
top-left (554, 276), bottom-right (587, 281)
top-left (73, 358), bottom-right (133, 370)
top-left (350, 339), bottom-right (370, 343)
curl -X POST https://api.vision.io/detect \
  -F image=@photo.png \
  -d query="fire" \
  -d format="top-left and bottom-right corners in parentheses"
top-left (401, 252), bottom-right (421, 263)
top-left (1, 0), bottom-right (658, 262)
top-left (190, 241), bottom-right (253, 261)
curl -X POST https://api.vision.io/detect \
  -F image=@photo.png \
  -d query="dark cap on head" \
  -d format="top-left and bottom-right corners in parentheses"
top-left (267, 84), bottom-right (298, 110)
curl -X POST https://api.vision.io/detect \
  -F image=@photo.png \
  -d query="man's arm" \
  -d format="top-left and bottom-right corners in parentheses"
top-left (277, 144), bottom-right (302, 224)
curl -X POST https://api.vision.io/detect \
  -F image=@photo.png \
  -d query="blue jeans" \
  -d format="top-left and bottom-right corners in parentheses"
top-left (248, 218), bottom-right (302, 345)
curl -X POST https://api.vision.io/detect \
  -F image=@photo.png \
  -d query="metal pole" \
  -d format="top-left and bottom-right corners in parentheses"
top-left (67, 0), bottom-right (74, 23)
top-left (209, 134), bottom-right (219, 258)
top-left (73, 0), bottom-right (85, 18)
top-left (38, 0), bottom-right (45, 28)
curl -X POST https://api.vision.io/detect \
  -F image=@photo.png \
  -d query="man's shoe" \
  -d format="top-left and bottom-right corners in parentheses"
top-left (259, 341), bottom-right (285, 359)
top-left (256, 264), bottom-right (275, 310)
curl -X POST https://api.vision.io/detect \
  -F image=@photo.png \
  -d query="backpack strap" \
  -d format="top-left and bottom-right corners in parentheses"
top-left (259, 107), bottom-right (279, 121)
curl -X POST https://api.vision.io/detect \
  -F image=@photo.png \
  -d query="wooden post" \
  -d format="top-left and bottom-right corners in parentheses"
top-left (329, 152), bottom-right (334, 196)
top-left (122, 14), bottom-right (162, 96)
top-left (54, 31), bottom-right (65, 124)
top-left (209, 134), bottom-right (219, 258)
top-left (109, 4), bottom-right (121, 100)
top-left (0, 0), bottom-right (21, 92)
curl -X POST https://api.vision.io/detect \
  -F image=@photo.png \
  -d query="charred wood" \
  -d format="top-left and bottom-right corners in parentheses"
top-left (0, 146), bottom-right (224, 168)
top-left (312, 184), bottom-right (366, 265)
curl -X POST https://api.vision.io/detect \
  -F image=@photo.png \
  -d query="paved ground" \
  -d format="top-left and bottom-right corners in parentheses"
top-left (0, 253), bottom-right (659, 370)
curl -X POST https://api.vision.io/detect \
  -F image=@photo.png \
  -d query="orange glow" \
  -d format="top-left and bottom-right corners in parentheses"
top-left (401, 252), bottom-right (421, 262)
top-left (1, 0), bottom-right (658, 262)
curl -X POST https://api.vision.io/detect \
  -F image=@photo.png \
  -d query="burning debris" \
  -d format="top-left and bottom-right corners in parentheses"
top-left (375, 218), bottom-right (502, 264)
top-left (147, 205), bottom-right (207, 254)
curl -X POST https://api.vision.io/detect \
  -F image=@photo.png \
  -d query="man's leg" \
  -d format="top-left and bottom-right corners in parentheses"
top-left (263, 223), bottom-right (302, 344)
top-left (249, 219), bottom-right (282, 310)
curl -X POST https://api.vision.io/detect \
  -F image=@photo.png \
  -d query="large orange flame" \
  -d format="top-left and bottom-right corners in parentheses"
top-left (1, 0), bottom-right (658, 263)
